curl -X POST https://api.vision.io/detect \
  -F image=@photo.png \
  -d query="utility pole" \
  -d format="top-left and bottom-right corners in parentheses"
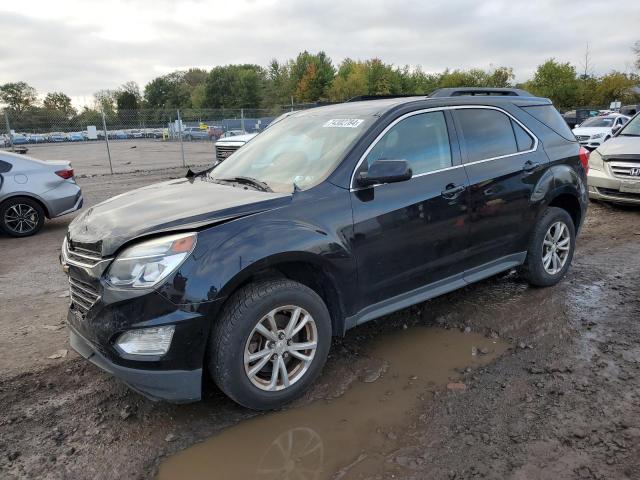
top-left (177, 109), bottom-right (185, 168)
top-left (101, 112), bottom-right (114, 174)
top-left (4, 111), bottom-right (14, 152)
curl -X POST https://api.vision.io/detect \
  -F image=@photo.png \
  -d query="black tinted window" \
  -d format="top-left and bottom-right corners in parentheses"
top-left (366, 111), bottom-right (452, 175)
top-left (456, 109), bottom-right (517, 162)
top-left (512, 120), bottom-right (534, 152)
top-left (521, 105), bottom-right (575, 141)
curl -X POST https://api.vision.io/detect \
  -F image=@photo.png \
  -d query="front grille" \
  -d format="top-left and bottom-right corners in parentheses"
top-left (69, 276), bottom-right (100, 314)
top-left (597, 187), bottom-right (640, 200)
top-left (215, 144), bottom-right (241, 163)
top-left (608, 161), bottom-right (640, 179)
top-left (575, 135), bottom-right (590, 142)
top-left (65, 238), bottom-right (102, 267)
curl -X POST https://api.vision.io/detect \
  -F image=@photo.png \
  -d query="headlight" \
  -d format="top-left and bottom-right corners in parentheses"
top-left (106, 232), bottom-right (197, 288)
top-left (591, 133), bottom-right (605, 139)
top-left (588, 149), bottom-right (604, 171)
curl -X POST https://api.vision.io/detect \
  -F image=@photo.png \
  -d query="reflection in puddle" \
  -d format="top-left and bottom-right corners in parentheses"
top-left (158, 327), bottom-right (508, 480)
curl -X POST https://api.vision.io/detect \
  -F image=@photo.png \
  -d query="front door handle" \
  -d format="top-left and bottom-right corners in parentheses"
top-left (523, 160), bottom-right (542, 174)
top-left (441, 183), bottom-right (466, 199)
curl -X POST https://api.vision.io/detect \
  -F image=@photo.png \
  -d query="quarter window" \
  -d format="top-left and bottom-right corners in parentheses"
top-left (365, 111), bottom-right (452, 175)
top-left (456, 109), bottom-right (521, 162)
top-left (512, 120), bottom-right (534, 152)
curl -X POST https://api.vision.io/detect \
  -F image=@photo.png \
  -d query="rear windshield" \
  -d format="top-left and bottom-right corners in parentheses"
top-left (520, 105), bottom-right (575, 141)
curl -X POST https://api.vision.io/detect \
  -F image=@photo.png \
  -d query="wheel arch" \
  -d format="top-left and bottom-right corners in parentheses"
top-left (0, 193), bottom-right (51, 218)
top-left (215, 252), bottom-right (348, 337)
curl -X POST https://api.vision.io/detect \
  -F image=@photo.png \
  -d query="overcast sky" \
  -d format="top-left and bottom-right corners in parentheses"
top-left (1, 0), bottom-right (638, 107)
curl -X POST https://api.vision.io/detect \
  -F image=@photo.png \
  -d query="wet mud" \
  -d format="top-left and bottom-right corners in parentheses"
top-left (158, 329), bottom-right (507, 479)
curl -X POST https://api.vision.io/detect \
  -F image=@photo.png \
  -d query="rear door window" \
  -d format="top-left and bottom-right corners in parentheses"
top-left (454, 109), bottom-right (518, 163)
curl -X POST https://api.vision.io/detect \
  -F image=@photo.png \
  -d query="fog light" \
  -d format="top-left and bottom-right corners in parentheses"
top-left (116, 326), bottom-right (175, 356)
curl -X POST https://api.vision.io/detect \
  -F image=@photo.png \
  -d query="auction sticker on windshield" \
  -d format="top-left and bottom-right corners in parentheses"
top-left (323, 119), bottom-right (364, 128)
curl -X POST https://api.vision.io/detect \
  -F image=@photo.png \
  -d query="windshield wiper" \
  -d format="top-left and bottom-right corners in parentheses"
top-left (619, 133), bottom-right (640, 137)
top-left (215, 176), bottom-right (273, 192)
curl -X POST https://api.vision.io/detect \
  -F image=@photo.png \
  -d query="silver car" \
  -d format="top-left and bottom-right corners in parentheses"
top-left (0, 151), bottom-right (83, 236)
top-left (588, 112), bottom-right (640, 205)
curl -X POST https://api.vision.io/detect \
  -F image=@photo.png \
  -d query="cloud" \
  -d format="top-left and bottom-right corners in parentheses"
top-left (1, 0), bottom-right (638, 107)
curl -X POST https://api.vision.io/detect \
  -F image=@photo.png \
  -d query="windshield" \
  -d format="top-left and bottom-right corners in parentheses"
top-left (579, 117), bottom-right (614, 128)
top-left (209, 113), bottom-right (375, 193)
top-left (619, 114), bottom-right (640, 136)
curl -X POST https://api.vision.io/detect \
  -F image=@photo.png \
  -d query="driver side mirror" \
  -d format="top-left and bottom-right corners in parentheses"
top-left (356, 159), bottom-right (413, 187)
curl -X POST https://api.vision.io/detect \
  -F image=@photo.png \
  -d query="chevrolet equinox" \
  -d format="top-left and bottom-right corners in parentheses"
top-left (61, 88), bottom-right (589, 410)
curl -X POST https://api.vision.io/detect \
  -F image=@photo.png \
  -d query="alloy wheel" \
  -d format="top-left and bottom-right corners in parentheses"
top-left (4, 204), bottom-right (39, 234)
top-left (244, 305), bottom-right (318, 392)
top-left (542, 221), bottom-right (571, 275)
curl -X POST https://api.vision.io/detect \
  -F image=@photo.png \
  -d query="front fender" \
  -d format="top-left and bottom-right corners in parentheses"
top-left (156, 183), bottom-right (357, 320)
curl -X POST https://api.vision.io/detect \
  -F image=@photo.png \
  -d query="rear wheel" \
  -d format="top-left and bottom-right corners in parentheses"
top-left (520, 207), bottom-right (575, 287)
top-left (0, 197), bottom-right (45, 237)
top-left (209, 279), bottom-right (331, 410)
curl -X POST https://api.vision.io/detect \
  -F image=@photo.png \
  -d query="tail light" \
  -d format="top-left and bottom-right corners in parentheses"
top-left (579, 147), bottom-right (589, 174)
top-left (55, 169), bottom-right (74, 179)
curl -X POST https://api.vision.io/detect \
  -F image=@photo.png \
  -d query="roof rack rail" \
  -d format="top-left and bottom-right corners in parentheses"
top-left (429, 87), bottom-right (533, 98)
top-left (346, 94), bottom-right (425, 102)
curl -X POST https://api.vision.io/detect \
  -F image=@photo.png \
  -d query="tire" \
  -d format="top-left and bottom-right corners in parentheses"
top-left (209, 279), bottom-right (332, 410)
top-left (519, 207), bottom-right (576, 287)
top-left (0, 196), bottom-right (45, 237)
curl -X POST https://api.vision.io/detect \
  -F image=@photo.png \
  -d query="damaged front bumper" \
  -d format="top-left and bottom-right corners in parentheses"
top-left (68, 321), bottom-right (202, 403)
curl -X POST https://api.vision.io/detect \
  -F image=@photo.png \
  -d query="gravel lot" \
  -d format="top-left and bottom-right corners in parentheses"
top-left (3, 139), bottom-right (214, 175)
top-left (0, 170), bottom-right (639, 479)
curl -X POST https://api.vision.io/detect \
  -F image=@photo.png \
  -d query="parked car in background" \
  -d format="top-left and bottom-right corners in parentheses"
top-left (130, 129), bottom-right (144, 139)
top-left (620, 104), bottom-right (639, 117)
top-left (30, 134), bottom-right (47, 144)
top-left (208, 125), bottom-right (224, 140)
top-left (0, 134), bottom-right (9, 147)
top-left (214, 132), bottom-right (257, 163)
top-left (113, 131), bottom-right (129, 140)
top-left (0, 151), bottom-right (82, 236)
top-left (182, 127), bottom-right (210, 140)
top-left (573, 114), bottom-right (630, 149)
top-left (220, 129), bottom-right (248, 138)
top-left (61, 89), bottom-right (588, 409)
top-left (67, 132), bottom-right (84, 142)
top-left (11, 134), bottom-right (29, 145)
top-left (50, 132), bottom-right (66, 142)
top-left (588, 112), bottom-right (640, 205)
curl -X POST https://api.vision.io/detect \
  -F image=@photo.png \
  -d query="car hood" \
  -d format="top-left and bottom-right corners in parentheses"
top-left (68, 175), bottom-right (291, 256)
top-left (572, 127), bottom-right (611, 136)
top-left (216, 133), bottom-right (257, 145)
top-left (596, 135), bottom-right (640, 157)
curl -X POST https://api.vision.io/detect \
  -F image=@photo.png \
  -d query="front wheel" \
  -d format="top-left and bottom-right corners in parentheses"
top-left (209, 280), bottom-right (332, 410)
top-left (519, 207), bottom-right (576, 287)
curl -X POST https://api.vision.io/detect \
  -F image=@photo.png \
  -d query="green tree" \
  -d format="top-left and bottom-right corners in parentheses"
top-left (43, 92), bottom-right (76, 117)
top-left (523, 59), bottom-right (579, 110)
top-left (93, 89), bottom-right (118, 113)
top-left (594, 71), bottom-right (640, 106)
top-left (203, 64), bottom-right (265, 108)
top-left (144, 72), bottom-right (192, 109)
top-left (116, 91), bottom-right (138, 110)
top-left (290, 51), bottom-right (335, 102)
top-left (633, 40), bottom-right (640, 70)
top-left (0, 82), bottom-right (38, 114)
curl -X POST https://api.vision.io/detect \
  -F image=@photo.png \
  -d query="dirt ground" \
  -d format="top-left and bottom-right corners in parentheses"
top-left (1, 169), bottom-right (639, 480)
top-left (3, 139), bottom-right (214, 175)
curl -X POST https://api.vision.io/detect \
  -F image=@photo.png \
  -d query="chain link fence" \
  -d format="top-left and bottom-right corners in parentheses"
top-left (1, 106), bottom-right (312, 175)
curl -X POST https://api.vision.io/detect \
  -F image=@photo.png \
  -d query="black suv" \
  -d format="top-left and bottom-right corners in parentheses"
top-left (61, 88), bottom-right (589, 410)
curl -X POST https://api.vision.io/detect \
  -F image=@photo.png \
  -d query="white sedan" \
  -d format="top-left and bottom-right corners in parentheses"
top-left (572, 114), bottom-right (630, 150)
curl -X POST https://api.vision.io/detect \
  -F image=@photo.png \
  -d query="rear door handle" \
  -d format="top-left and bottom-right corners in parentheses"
top-left (523, 160), bottom-right (542, 173)
top-left (441, 183), bottom-right (466, 199)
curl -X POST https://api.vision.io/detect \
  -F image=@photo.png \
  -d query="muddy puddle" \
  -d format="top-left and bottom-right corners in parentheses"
top-left (158, 327), bottom-right (508, 479)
